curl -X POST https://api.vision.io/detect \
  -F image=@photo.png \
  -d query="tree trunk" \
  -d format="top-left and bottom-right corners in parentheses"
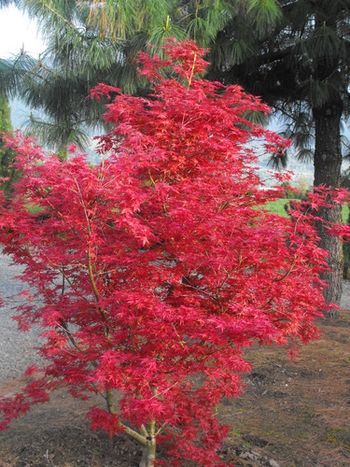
top-left (313, 100), bottom-right (343, 311)
top-left (344, 209), bottom-right (350, 279)
top-left (139, 437), bottom-right (156, 467)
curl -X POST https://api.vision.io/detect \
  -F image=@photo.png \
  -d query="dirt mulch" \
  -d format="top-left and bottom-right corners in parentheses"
top-left (220, 312), bottom-right (350, 466)
top-left (0, 312), bottom-right (350, 466)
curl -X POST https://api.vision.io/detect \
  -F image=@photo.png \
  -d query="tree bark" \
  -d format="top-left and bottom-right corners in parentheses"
top-left (313, 100), bottom-right (343, 311)
top-left (139, 437), bottom-right (156, 467)
top-left (138, 420), bottom-right (156, 467)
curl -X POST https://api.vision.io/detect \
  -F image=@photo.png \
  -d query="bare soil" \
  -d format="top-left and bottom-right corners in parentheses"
top-left (1, 307), bottom-right (350, 466)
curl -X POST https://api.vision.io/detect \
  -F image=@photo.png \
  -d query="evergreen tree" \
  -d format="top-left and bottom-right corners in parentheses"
top-left (0, 95), bottom-right (15, 196)
top-left (16, 0), bottom-right (279, 150)
top-left (208, 0), bottom-right (350, 307)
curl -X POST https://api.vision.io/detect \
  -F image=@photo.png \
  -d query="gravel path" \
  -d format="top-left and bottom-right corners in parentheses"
top-left (0, 252), bottom-right (42, 379)
top-left (341, 280), bottom-right (350, 309)
top-left (1, 251), bottom-right (350, 381)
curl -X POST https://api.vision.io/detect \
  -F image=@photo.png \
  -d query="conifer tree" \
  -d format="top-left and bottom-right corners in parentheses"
top-left (209, 0), bottom-right (350, 306)
top-left (0, 95), bottom-right (15, 196)
top-left (14, 0), bottom-right (279, 150)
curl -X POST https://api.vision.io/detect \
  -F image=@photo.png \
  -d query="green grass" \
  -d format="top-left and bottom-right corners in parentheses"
top-left (264, 198), bottom-right (290, 217)
top-left (265, 198), bottom-right (349, 223)
top-left (24, 203), bottom-right (44, 214)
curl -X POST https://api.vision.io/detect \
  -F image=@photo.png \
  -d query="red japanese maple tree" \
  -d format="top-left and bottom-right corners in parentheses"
top-left (0, 40), bottom-right (347, 466)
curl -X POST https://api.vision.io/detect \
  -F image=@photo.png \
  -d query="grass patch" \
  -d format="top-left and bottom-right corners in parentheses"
top-left (264, 198), bottom-right (290, 217)
top-left (24, 203), bottom-right (44, 214)
top-left (265, 199), bottom-right (349, 223)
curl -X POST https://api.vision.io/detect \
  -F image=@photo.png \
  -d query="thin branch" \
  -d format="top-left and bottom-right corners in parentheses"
top-left (56, 321), bottom-right (82, 351)
top-left (187, 52), bottom-right (197, 87)
top-left (73, 177), bottom-right (110, 335)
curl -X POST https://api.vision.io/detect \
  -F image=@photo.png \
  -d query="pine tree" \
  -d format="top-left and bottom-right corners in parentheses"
top-left (208, 0), bottom-right (350, 307)
top-left (15, 0), bottom-right (279, 150)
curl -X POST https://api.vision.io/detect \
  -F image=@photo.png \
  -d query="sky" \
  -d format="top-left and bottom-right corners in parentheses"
top-left (0, 6), bottom-right (44, 129)
top-left (0, 6), bottom-right (44, 58)
top-left (0, 5), bottom-right (44, 59)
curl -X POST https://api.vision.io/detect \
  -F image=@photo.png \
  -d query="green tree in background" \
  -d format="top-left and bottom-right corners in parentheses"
top-left (14, 0), bottom-right (278, 151)
top-left (0, 0), bottom-right (28, 196)
top-left (207, 0), bottom-right (350, 307)
top-left (0, 95), bottom-right (15, 196)
top-left (15, 0), bottom-right (121, 151)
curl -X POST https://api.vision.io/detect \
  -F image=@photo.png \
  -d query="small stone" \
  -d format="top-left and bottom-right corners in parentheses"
top-left (240, 450), bottom-right (260, 461)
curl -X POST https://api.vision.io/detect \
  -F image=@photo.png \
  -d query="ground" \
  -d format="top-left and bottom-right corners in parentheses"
top-left (0, 250), bottom-right (350, 466)
top-left (0, 309), bottom-right (350, 465)
top-left (219, 310), bottom-right (350, 466)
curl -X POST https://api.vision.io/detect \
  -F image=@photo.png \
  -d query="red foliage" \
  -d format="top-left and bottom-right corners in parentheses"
top-left (0, 39), bottom-right (349, 465)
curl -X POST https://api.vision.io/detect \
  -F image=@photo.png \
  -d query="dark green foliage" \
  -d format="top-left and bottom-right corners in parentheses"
top-left (209, 0), bottom-right (350, 165)
top-left (10, 2), bottom-right (350, 172)
top-left (0, 95), bottom-right (11, 134)
top-left (12, 0), bottom-right (281, 150)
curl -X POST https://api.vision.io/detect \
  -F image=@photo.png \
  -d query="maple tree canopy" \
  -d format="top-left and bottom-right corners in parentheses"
top-left (0, 39), bottom-right (349, 466)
